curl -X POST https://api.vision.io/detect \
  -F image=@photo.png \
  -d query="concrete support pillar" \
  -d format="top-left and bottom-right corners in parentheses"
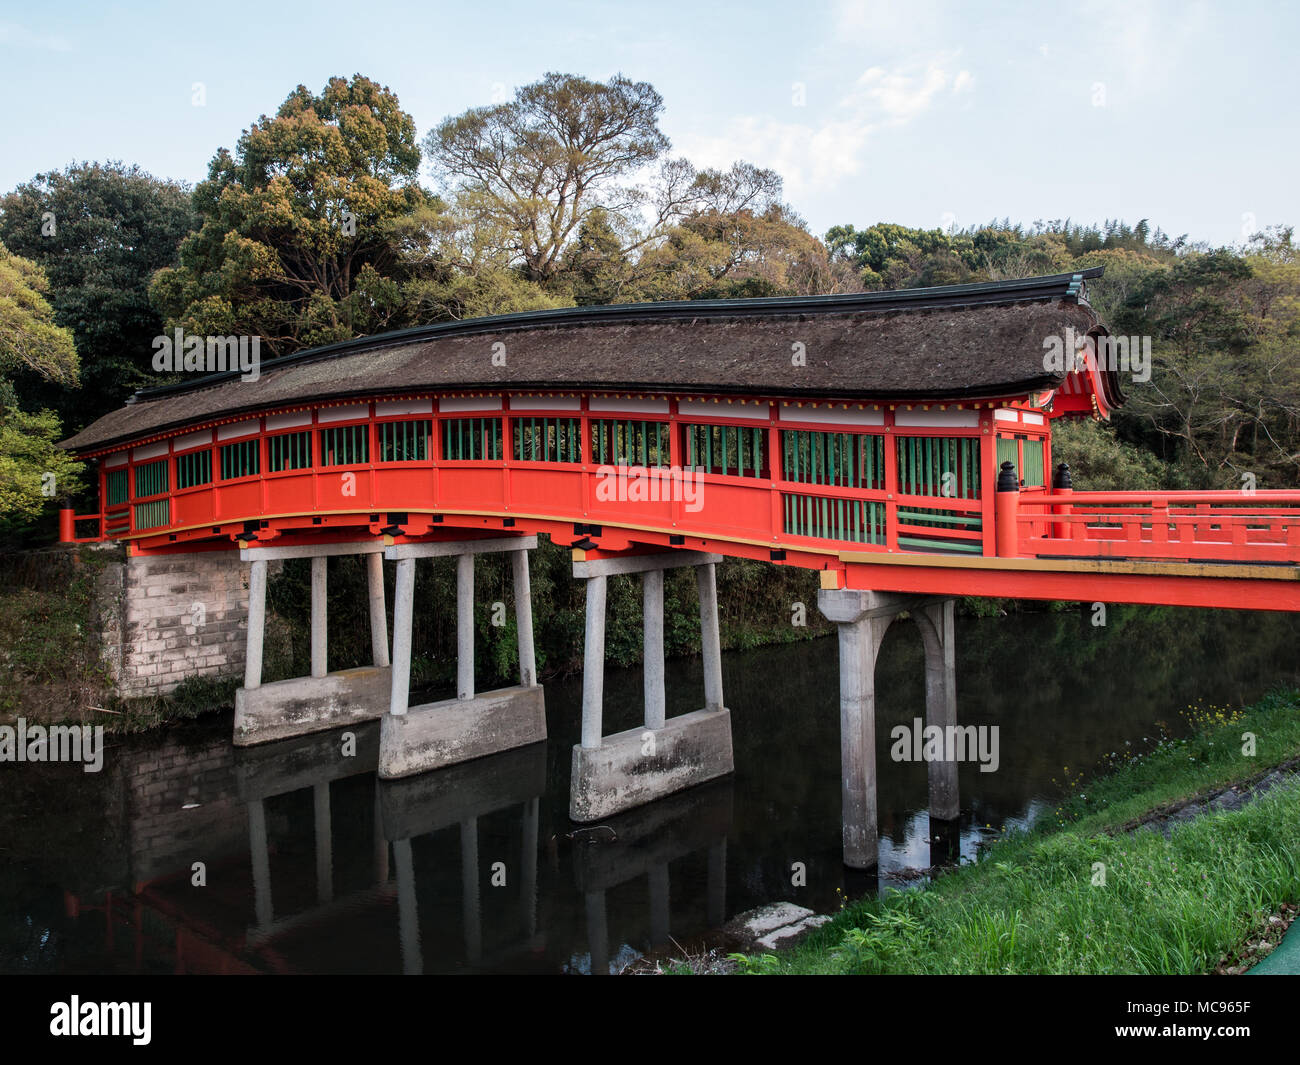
top-left (837, 615), bottom-right (885, 869)
top-left (921, 599), bottom-right (960, 821)
top-left (380, 536), bottom-right (544, 778)
top-left (818, 589), bottom-right (897, 870)
top-left (819, 589), bottom-right (960, 868)
top-left (581, 574), bottom-right (608, 750)
top-left (643, 569), bottom-right (665, 730)
top-left (389, 558), bottom-right (416, 717)
top-left (310, 556), bottom-right (327, 678)
top-left (394, 838), bottom-right (421, 975)
top-left (236, 542), bottom-right (392, 746)
top-left (457, 554), bottom-right (474, 701)
top-left (367, 552), bottom-right (389, 668)
top-left (512, 550), bottom-right (536, 687)
top-left (696, 563), bottom-right (724, 712)
top-left (314, 782), bottom-right (333, 904)
top-left (570, 550), bottom-right (730, 822)
top-left (244, 558), bottom-right (268, 690)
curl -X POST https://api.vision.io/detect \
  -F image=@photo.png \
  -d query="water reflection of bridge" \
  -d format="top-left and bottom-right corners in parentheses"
top-left (58, 722), bottom-right (744, 974)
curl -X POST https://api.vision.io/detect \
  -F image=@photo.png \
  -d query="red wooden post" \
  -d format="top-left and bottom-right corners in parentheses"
top-left (995, 460), bottom-right (1020, 557)
top-left (1052, 462), bottom-right (1073, 540)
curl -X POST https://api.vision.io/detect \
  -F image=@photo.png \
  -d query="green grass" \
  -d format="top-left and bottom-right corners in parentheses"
top-left (753, 688), bottom-right (1300, 975)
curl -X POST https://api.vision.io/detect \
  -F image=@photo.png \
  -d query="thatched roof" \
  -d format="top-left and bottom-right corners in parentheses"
top-left (61, 270), bottom-right (1109, 454)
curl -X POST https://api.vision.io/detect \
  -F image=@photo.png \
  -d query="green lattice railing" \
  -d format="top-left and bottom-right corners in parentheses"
top-left (220, 439), bottom-right (261, 480)
top-left (783, 491), bottom-right (885, 544)
top-left (782, 430), bottom-right (883, 489)
top-left (319, 424), bottom-right (369, 467)
top-left (105, 468), bottom-right (128, 506)
top-left (591, 419), bottom-right (669, 466)
top-left (175, 449), bottom-right (212, 489)
top-left (268, 431), bottom-right (313, 472)
top-left (133, 499), bottom-right (170, 530)
top-left (685, 423), bottom-right (768, 477)
top-left (897, 436), bottom-right (980, 500)
top-left (514, 417), bottom-right (581, 463)
top-left (442, 418), bottom-right (502, 461)
top-left (134, 459), bottom-right (168, 498)
top-left (378, 419), bottom-right (431, 463)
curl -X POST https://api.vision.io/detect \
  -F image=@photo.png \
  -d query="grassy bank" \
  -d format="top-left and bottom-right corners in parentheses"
top-left (743, 688), bottom-right (1300, 975)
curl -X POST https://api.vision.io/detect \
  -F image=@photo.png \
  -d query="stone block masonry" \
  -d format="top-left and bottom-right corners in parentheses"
top-left (99, 547), bottom-right (253, 697)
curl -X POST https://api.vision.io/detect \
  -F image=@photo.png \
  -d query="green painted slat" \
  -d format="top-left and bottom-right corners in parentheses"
top-left (106, 468), bottom-right (128, 506)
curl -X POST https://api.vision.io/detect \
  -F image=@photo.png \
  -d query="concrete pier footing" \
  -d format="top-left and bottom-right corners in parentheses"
top-left (818, 589), bottom-right (959, 869)
top-left (379, 536), bottom-right (545, 780)
top-left (569, 551), bottom-right (733, 822)
top-left (235, 541), bottom-right (391, 746)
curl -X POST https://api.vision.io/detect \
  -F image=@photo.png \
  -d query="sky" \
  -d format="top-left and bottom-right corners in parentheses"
top-left (0, 0), bottom-right (1295, 248)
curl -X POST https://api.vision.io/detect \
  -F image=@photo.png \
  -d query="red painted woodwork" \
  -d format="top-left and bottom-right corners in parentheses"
top-left (58, 390), bottom-right (1300, 612)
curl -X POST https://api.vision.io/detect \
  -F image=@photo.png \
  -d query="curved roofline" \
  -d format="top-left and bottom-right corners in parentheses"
top-left (130, 268), bottom-right (1105, 404)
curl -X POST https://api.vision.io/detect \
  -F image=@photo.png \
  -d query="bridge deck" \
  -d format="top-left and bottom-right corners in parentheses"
top-left (59, 391), bottom-right (1300, 612)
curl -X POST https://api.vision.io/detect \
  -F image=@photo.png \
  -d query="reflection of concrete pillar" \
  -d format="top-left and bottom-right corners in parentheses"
top-left (581, 575), bottom-right (607, 749)
top-left (248, 798), bottom-right (273, 930)
top-left (314, 782), bottom-right (332, 905)
top-left (461, 818), bottom-right (481, 965)
top-left (696, 563), bottom-right (724, 711)
top-left (394, 838), bottom-right (421, 975)
top-left (922, 600), bottom-right (960, 821)
top-left (310, 556), bottom-right (327, 678)
top-left (512, 550), bottom-right (536, 687)
top-left (373, 782), bottom-right (389, 883)
top-left (648, 863), bottom-right (670, 947)
top-left (457, 554), bottom-right (474, 701)
top-left (522, 797), bottom-right (539, 938)
top-left (245, 559), bottom-right (268, 690)
top-left (367, 552), bottom-right (389, 668)
top-left (586, 889), bottom-right (608, 976)
top-left (707, 840), bottom-right (727, 927)
top-left (643, 569), bottom-right (665, 730)
top-left (389, 558), bottom-right (415, 716)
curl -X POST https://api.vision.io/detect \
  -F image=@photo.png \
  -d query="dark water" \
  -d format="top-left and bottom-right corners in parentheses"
top-left (2, 605), bottom-right (1296, 974)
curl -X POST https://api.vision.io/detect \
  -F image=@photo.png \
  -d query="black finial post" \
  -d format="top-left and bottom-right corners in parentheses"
top-left (997, 460), bottom-right (1019, 493)
top-left (1053, 463), bottom-right (1073, 491)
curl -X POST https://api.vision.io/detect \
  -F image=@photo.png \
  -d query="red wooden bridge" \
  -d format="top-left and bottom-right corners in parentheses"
top-left (54, 268), bottom-right (1300, 867)
top-left (58, 269), bottom-right (1300, 612)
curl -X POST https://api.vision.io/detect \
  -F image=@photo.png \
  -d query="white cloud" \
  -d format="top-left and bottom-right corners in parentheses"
top-left (674, 52), bottom-right (974, 205)
top-left (0, 22), bottom-right (72, 53)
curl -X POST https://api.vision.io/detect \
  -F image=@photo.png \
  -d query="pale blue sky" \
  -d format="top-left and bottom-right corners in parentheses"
top-left (1, 0), bottom-right (1294, 246)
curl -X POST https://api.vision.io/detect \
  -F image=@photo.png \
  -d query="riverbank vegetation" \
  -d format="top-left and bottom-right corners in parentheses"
top-left (741, 688), bottom-right (1300, 975)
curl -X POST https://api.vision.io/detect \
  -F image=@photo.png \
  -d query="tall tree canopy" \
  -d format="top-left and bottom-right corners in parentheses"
top-left (425, 72), bottom-right (669, 286)
top-left (0, 161), bottom-right (194, 431)
top-left (151, 74), bottom-right (433, 355)
top-left (0, 242), bottom-right (83, 532)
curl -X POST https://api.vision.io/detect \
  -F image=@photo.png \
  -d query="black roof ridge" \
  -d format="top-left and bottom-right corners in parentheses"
top-left (128, 268), bottom-right (1104, 404)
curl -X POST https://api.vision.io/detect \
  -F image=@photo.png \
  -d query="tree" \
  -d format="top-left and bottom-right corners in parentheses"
top-left (0, 161), bottom-right (194, 432)
top-left (151, 74), bottom-right (433, 355)
top-left (0, 242), bottom-right (83, 533)
top-left (634, 203), bottom-right (853, 301)
top-left (425, 72), bottom-right (669, 287)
